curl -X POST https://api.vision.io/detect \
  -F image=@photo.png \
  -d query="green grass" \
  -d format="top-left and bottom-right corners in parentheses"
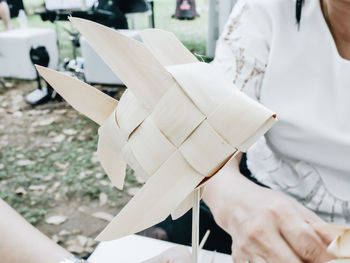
top-left (153, 0), bottom-right (208, 57)
top-left (0, 0), bottom-right (209, 225)
top-left (0, 113), bottom-right (127, 224)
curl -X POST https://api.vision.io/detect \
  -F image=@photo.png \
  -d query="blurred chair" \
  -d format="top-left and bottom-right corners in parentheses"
top-left (92, 0), bottom-right (129, 29)
top-left (118, 0), bottom-right (155, 29)
top-left (25, 46), bottom-right (61, 106)
top-left (41, 0), bottom-right (128, 29)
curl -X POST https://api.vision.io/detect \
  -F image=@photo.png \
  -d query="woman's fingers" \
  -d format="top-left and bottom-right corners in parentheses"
top-left (233, 235), bottom-right (302, 263)
top-left (275, 205), bottom-right (334, 263)
top-left (293, 202), bottom-right (337, 258)
top-left (248, 224), bottom-right (303, 263)
top-left (313, 223), bottom-right (342, 245)
top-left (295, 201), bottom-right (336, 248)
top-left (283, 223), bottom-right (333, 262)
top-left (259, 232), bottom-right (303, 263)
top-left (219, 185), bottom-right (335, 263)
top-left (316, 230), bottom-right (338, 249)
top-left (232, 215), bottom-right (302, 263)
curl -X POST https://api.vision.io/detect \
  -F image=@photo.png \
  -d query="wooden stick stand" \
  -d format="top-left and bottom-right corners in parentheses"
top-left (192, 188), bottom-right (200, 263)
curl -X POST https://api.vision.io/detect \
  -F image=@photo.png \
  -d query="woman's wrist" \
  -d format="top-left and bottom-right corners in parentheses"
top-left (203, 161), bottom-right (264, 233)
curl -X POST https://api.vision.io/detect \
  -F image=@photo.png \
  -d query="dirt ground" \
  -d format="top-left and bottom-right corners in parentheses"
top-left (0, 80), bottom-right (143, 258)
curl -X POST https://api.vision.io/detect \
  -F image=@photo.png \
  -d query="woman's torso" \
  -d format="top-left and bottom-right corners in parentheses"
top-left (216, 0), bottom-right (350, 223)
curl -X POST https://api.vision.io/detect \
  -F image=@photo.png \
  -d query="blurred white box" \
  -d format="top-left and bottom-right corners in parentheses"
top-left (45, 0), bottom-right (96, 10)
top-left (0, 28), bottom-right (58, 80)
top-left (81, 30), bottom-right (141, 85)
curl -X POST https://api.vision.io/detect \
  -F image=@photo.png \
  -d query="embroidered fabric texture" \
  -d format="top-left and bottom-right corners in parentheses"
top-left (247, 137), bottom-right (350, 224)
top-left (212, 0), bottom-right (350, 224)
top-left (212, 2), bottom-right (267, 101)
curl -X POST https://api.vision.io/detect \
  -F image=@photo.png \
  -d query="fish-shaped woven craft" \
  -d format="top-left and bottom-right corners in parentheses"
top-left (37, 17), bottom-right (277, 241)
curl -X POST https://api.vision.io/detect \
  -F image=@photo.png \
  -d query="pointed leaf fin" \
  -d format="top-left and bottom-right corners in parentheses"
top-left (36, 65), bottom-right (117, 125)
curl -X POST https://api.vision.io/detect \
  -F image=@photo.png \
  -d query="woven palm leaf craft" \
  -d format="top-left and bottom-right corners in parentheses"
top-left (37, 17), bottom-right (277, 241)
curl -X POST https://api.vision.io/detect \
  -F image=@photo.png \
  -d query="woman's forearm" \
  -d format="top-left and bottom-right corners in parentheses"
top-left (203, 153), bottom-right (263, 232)
top-left (0, 198), bottom-right (72, 263)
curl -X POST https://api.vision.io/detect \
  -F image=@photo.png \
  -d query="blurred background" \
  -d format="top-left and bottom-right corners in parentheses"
top-left (0, 0), bottom-right (235, 258)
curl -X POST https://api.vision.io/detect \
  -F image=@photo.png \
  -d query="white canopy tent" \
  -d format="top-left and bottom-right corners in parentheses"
top-left (206, 0), bottom-right (236, 58)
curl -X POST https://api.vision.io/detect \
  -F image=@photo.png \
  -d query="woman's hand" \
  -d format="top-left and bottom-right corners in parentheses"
top-left (228, 186), bottom-right (334, 263)
top-left (143, 246), bottom-right (191, 263)
top-left (203, 155), bottom-right (335, 263)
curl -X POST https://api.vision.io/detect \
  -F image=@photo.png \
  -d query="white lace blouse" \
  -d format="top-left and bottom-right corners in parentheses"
top-left (212, 0), bottom-right (350, 224)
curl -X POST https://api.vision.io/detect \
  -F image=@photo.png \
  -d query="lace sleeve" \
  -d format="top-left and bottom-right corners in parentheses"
top-left (212, 0), bottom-right (272, 101)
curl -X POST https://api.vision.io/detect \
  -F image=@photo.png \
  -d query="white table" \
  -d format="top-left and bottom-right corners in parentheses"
top-left (0, 28), bottom-right (58, 79)
top-left (88, 234), bottom-right (232, 263)
top-left (45, 0), bottom-right (96, 10)
top-left (81, 30), bottom-right (141, 85)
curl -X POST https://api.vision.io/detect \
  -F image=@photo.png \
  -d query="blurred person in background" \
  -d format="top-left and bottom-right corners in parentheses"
top-left (0, 0), bottom-right (11, 30)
